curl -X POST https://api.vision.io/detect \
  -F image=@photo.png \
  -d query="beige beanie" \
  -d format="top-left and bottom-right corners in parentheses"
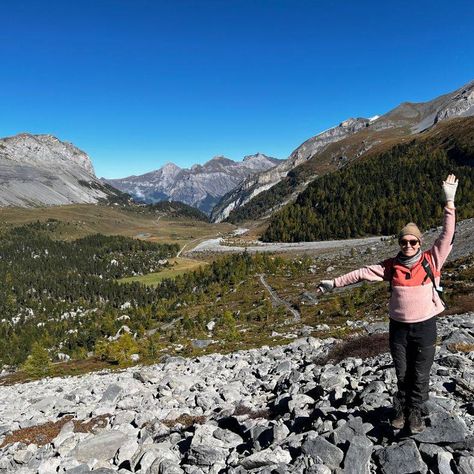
top-left (398, 222), bottom-right (422, 242)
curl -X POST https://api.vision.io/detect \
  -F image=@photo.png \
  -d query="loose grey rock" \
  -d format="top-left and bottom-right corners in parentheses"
top-left (100, 384), bottom-right (123, 404)
top-left (414, 412), bottom-right (467, 444)
top-left (457, 456), bottom-right (474, 474)
top-left (64, 464), bottom-right (91, 474)
top-left (239, 446), bottom-right (292, 469)
top-left (288, 394), bottom-right (315, 413)
top-left (115, 437), bottom-right (139, 467)
top-left (83, 469), bottom-right (114, 474)
top-left (187, 444), bottom-right (229, 466)
top-left (376, 439), bottom-right (427, 474)
top-left (306, 466), bottom-right (332, 474)
top-left (418, 443), bottom-right (446, 464)
top-left (443, 329), bottom-right (474, 345)
top-left (73, 430), bottom-right (128, 462)
top-left (52, 420), bottom-right (75, 449)
top-left (37, 458), bottom-right (61, 474)
top-left (158, 459), bottom-right (185, 474)
top-left (365, 322), bottom-right (389, 334)
top-left (13, 446), bottom-right (35, 464)
top-left (302, 434), bottom-right (344, 470)
top-left (213, 427), bottom-right (244, 448)
top-left (342, 435), bottom-right (373, 474)
top-left (272, 422), bottom-right (290, 444)
top-left (437, 451), bottom-right (454, 474)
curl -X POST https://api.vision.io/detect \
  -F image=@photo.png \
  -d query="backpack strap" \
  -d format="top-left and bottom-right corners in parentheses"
top-left (421, 257), bottom-right (448, 308)
top-left (385, 258), bottom-right (395, 294)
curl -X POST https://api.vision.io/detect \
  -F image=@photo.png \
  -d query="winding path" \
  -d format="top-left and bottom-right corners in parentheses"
top-left (258, 273), bottom-right (300, 321)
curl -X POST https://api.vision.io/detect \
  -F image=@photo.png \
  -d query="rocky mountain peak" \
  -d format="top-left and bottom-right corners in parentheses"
top-left (0, 133), bottom-right (95, 176)
top-left (434, 80), bottom-right (474, 123)
top-left (158, 162), bottom-right (182, 179)
top-left (0, 133), bottom-right (125, 207)
top-left (106, 152), bottom-right (279, 214)
top-left (243, 152), bottom-right (265, 161)
top-left (240, 153), bottom-right (280, 171)
top-left (204, 155), bottom-right (236, 168)
top-left (212, 79), bottom-right (474, 223)
top-left (162, 162), bottom-right (181, 172)
top-left (339, 117), bottom-right (370, 128)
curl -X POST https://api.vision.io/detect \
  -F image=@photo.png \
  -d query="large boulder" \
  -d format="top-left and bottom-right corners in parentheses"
top-left (239, 446), bottom-right (292, 469)
top-left (301, 434), bottom-right (344, 470)
top-left (413, 411), bottom-right (467, 444)
top-left (376, 440), bottom-right (427, 474)
top-left (73, 430), bottom-right (128, 462)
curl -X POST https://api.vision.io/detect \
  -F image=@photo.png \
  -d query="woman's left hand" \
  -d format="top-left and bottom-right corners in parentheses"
top-left (443, 174), bottom-right (458, 205)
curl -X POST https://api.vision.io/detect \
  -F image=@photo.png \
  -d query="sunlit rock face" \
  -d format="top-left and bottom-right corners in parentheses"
top-left (0, 133), bottom-right (119, 207)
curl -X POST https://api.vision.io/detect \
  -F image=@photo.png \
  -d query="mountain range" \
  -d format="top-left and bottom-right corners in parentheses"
top-left (211, 80), bottom-right (474, 222)
top-left (103, 153), bottom-right (281, 214)
top-left (0, 80), bottom-right (473, 217)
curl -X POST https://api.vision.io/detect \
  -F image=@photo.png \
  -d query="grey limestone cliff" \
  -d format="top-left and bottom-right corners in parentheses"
top-left (0, 134), bottom-right (122, 207)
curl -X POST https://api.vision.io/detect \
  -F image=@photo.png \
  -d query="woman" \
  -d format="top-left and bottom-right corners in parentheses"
top-left (317, 174), bottom-right (458, 433)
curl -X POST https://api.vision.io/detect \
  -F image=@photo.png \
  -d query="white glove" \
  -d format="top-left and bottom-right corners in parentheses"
top-left (442, 174), bottom-right (458, 203)
top-left (317, 280), bottom-right (335, 293)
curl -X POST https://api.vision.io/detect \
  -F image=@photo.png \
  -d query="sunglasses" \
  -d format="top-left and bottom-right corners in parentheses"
top-left (399, 239), bottom-right (420, 247)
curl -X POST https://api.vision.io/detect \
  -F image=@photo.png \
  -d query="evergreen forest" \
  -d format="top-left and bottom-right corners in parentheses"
top-left (228, 117), bottom-right (474, 230)
top-left (0, 222), bottom-right (290, 368)
top-left (262, 142), bottom-right (474, 242)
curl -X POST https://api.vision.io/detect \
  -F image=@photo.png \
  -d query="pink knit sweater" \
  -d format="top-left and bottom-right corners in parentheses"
top-left (334, 207), bottom-right (455, 323)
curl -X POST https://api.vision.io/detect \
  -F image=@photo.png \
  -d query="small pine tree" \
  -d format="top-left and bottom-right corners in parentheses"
top-left (221, 310), bottom-right (239, 341)
top-left (95, 333), bottom-right (138, 366)
top-left (22, 342), bottom-right (53, 378)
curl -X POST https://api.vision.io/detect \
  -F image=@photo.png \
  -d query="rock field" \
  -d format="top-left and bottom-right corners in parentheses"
top-left (1, 313), bottom-right (474, 473)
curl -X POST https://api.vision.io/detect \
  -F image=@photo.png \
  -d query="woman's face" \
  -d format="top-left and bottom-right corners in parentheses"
top-left (399, 234), bottom-right (421, 257)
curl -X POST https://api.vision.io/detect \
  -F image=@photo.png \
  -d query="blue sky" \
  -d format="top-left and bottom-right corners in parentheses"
top-left (1, 0), bottom-right (473, 178)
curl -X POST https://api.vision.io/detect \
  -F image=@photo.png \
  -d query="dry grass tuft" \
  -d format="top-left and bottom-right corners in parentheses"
top-left (444, 293), bottom-right (474, 316)
top-left (162, 414), bottom-right (207, 429)
top-left (233, 404), bottom-right (271, 420)
top-left (448, 342), bottom-right (474, 353)
top-left (73, 414), bottom-right (110, 433)
top-left (0, 414), bottom-right (111, 449)
top-left (317, 332), bottom-right (389, 365)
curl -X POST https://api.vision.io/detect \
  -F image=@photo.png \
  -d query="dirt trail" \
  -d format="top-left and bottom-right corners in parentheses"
top-left (258, 274), bottom-right (300, 321)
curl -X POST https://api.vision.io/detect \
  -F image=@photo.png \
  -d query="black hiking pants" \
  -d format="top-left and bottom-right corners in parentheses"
top-left (389, 316), bottom-right (437, 410)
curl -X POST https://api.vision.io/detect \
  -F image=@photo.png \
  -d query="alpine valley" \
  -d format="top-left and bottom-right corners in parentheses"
top-left (1, 81), bottom-right (473, 233)
top-left (1, 82), bottom-right (474, 474)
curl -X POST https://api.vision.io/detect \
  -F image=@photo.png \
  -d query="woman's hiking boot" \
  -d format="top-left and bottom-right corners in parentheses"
top-left (391, 397), bottom-right (405, 429)
top-left (408, 407), bottom-right (424, 434)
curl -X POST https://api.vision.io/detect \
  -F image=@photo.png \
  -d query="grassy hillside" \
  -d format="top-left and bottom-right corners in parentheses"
top-left (262, 118), bottom-right (474, 242)
top-left (0, 203), bottom-right (233, 246)
top-left (145, 201), bottom-right (209, 221)
top-left (118, 257), bottom-right (208, 285)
